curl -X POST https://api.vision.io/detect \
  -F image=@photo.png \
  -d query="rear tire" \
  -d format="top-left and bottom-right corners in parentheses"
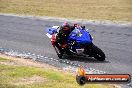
top-left (92, 44), bottom-right (105, 61)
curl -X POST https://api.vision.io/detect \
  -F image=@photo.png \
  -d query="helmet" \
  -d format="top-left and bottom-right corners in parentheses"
top-left (73, 23), bottom-right (80, 28)
top-left (73, 23), bottom-right (78, 27)
top-left (61, 22), bottom-right (70, 31)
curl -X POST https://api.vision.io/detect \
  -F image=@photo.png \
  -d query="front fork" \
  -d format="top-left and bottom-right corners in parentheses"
top-left (84, 42), bottom-right (93, 56)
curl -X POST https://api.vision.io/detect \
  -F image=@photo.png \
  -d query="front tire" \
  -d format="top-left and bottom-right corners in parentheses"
top-left (92, 44), bottom-right (105, 61)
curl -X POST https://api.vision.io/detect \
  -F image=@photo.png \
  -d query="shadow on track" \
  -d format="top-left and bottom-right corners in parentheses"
top-left (62, 55), bottom-right (110, 63)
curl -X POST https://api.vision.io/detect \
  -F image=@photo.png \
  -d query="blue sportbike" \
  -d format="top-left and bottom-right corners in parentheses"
top-left (46, 26), bottom-right (105, 61)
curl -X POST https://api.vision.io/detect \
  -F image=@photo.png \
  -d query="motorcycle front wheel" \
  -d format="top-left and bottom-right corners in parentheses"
top-left (92, 44), bottom-right (105, 61)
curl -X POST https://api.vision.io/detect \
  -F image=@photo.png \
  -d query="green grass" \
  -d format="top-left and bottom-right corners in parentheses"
top-left (0, 57), bottom-right (11, 62)
top-left (0, 0), bottom-right (132, 22)
top-left (0, 56), bottom-right (115, 88)
top-left (0, 64), bottom-right (112, 88)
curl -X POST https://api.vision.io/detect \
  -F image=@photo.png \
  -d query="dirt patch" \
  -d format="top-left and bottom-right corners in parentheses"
top-left (0, 54), bottom-right (61, 71)
top-left (11, 75), bottom-right (46, 85)
top-left (0, 61), bottom-right (18, 66)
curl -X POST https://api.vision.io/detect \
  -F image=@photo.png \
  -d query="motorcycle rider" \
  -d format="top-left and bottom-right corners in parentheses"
top-left (54, 22), bottom-right (72, 57)
top-left (54, 22), bottom-right (85, 58)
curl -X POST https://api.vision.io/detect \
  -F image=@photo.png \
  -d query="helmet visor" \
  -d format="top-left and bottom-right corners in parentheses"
top-left (63, 27), bottom-right (69, 30)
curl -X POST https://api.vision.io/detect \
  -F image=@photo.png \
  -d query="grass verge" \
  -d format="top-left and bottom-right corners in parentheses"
top-left (0, 57), bottom-right (11, 62)
top-left (0, 0), bottom-right (132, 22)
top-left (0, 56), bottom-right (119, 88)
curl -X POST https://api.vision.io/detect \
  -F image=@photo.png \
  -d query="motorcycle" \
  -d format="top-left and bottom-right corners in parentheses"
top-left (45, 26), bottom-right (105, 61)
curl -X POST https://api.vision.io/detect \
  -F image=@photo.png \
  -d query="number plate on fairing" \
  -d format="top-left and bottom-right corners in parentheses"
top-left (76, 48), bottom-right (84, 54)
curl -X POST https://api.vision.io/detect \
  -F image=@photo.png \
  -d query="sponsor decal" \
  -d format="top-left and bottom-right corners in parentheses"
top-left (76, 67), bottom-right (131, 85)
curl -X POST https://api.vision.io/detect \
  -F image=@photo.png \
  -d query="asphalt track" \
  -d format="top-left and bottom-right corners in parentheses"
top-left (0, 15), bottom-right (132, 75)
